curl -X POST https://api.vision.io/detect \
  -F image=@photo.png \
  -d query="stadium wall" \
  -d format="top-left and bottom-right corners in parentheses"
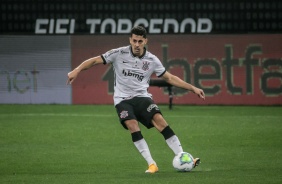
top-left (1, 1), bottom-right (282, 105)
top-left (71, 34), bottom-right (282, 105)
top-left (0, 34), bottom-right (281, 105)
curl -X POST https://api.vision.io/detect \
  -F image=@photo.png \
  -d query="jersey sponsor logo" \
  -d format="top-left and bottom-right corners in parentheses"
top-left (147, 104), bottom-right (159, 112)
top-left (120, 110), bottom-right (128, 118)
top-left (122, 69), bottom-right (144, 82)
top-left (142, 61), bottom-right (150, 71)
top-left (121, 50), bottom-right (129, 54)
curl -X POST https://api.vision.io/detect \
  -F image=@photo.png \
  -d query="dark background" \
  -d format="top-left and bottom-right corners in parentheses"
top-left (1, 0), bottom-right (282, 34)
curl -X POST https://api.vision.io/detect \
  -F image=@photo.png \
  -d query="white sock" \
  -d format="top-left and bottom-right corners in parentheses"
top-left (134, 138), bottom-right (156, 166)
top-left (166, 135), bottom-right (183, 155)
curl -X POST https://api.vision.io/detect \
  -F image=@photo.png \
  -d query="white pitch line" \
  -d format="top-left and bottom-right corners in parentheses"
top-left (0, 113), bottom-right (115, 117)
top-left (0, 113), bottom-right (206, 118)
top-left (0, 113), bottom-right (280, 118)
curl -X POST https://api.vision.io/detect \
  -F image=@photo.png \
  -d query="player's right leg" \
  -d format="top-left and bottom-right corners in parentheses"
top-left (115, 100), bottom-right (158, 173)
top-left (124, 120), bottom-right (158, 173)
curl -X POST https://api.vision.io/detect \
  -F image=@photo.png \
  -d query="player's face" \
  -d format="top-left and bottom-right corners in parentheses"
top-left (129, 34), bottom-right (147, 56)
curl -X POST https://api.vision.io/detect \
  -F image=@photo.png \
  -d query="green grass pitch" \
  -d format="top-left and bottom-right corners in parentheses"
top-left (0, 104), bottom-right (281, 184)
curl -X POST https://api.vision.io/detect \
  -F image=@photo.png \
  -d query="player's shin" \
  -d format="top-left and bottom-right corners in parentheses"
top-left (132, 131), bottom-right (156, 166)
top-left (161, 126), bottom-right (183, 155)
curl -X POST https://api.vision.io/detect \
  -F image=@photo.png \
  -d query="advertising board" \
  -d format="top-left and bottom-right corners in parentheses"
top-left (0, 36), bottom-right (71, 104)
top-left (72, 34), bottom-right (282, 105)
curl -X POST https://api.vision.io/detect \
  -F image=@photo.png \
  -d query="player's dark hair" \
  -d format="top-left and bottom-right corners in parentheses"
top-left (131, 26), bottom-right (147, 38)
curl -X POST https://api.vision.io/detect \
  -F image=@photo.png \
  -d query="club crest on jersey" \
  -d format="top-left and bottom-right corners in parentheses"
top-left (142, 61), bottom-right (150, 71)
top-left (120, 110), bottom-right (128, 118)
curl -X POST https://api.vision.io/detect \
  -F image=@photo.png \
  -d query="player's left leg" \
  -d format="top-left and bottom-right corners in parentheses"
top-left (135, 97), bottom-right (200, 169)
top-left (152, 113), bottom-right (201, 168)
top-left (134, 97), bottom-right (183, 156)
top-left (151, 113), bottom-right (183, 155)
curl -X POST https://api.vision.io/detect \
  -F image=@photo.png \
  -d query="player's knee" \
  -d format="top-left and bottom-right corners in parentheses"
top-left (153, 113), bottom-right (165, 122)
top-left (125, 119), bottom-right (140, 133)
top-left (152, 113), bottom-right (168, 131)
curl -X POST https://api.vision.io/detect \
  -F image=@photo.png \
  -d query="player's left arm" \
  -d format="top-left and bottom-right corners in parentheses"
top-left (161, 71), bottom-right (205, 100)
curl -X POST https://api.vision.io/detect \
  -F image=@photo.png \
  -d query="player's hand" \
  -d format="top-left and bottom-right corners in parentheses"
top-left (66, 69), bottom-right (79, 85)
top-left (193, 87), bottom-right (205, 100)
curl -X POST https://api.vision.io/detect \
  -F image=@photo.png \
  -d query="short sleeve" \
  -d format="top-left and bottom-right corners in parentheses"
top-left (153, 57), bottom-right (166, 77)
top-left (101, 48), bottom-right (120, 64)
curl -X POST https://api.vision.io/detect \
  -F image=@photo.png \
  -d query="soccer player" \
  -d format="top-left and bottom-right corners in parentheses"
top-left (67, 26), bottom-right (205, 173)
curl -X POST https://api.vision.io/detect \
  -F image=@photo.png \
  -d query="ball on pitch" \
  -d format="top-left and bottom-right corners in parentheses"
top-left (172, 152), bottom-right (194, 172)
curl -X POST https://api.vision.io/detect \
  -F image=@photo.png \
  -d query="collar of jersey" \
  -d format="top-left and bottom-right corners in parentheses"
top-left (130, 46), bottom-right (146, 59)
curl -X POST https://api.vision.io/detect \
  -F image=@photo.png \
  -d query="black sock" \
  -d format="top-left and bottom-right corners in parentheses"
top-left (161, 126), bottom-right (175, 140)
top-left (131, 131), bottom-right (143, 142)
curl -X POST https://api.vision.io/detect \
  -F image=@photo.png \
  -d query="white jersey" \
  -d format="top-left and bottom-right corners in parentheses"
top-left (101, 45), bottom-right (166, 105)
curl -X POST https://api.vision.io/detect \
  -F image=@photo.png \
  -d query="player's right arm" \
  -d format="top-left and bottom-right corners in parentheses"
top-left (67, 56), bottom-right (103, 85)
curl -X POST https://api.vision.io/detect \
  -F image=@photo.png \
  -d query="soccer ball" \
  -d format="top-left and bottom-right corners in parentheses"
top-left (172, 152), bottom-right (194, 172)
